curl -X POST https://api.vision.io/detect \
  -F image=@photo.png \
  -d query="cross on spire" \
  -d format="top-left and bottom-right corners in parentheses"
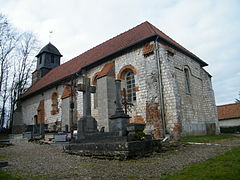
top-left (49, 30), bottom-right (53, 43)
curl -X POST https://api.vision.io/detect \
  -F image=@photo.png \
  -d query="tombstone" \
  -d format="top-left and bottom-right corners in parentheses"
top-left (65, 124), bottom-right (69, 132)
top-left (109, 80), bottom-right (130, 136)
top-left (77, 77), bottom-right (98, 139)
top-left (39, 124), bottom-right (45, 138)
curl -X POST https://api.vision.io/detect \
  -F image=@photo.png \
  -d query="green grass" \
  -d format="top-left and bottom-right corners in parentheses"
top-left (179, 134), bottom-right (236, 143)
top-left (161, 146), bottom-right (240, 180)
top-left (0, 171), bottom-right (22, 180)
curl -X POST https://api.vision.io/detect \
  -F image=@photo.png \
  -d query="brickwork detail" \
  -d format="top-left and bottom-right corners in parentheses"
top-left (146, 102), bottom-right (162, 139)
top-left (37, 100), bottom-right (45, 124)
top-left (117, 65), bottom-right (137, 80)
top-left (133, 115), bottom-right (145, 124)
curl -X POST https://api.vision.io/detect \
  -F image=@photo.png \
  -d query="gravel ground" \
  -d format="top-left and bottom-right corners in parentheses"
top-left (1, 136), bottom-right (240, 180)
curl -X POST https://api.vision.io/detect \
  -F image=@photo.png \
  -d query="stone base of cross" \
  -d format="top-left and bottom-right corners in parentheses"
top-left (109, 80), bottom-right (130, 136)
top-left (77, 77), bottom-right (98, 139)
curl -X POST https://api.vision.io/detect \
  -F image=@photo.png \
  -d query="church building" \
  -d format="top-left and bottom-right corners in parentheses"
top-left (13, 21), bottom-right (219, 139)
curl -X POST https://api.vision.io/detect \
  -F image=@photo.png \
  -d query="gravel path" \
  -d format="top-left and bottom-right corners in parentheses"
top-left (1, 136), bottom-right (240, 180)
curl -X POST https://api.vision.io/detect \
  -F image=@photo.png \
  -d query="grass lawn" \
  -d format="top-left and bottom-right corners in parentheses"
top-left (161, 145), bottom-right (240, 180)
top-left (179, 133), bottom-right (237, 143)
top-left (0, 171), bottom-right (21, 180)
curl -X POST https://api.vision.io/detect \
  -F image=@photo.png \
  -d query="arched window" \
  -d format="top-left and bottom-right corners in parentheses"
top-left (184, 68), bottom-right (191, 94)
top-left (51, 91), bottom-right (59, 115)
top-left (125, 70), bottom-right (136, 103)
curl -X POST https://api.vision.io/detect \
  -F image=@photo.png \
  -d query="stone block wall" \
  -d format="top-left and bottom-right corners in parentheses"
top-left (19, 84), bottom-right (71, 131)
top-left (158, 43), bottom-right (219, 136)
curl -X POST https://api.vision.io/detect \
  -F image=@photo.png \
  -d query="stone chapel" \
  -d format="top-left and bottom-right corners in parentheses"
top-left (12, 21), bottom-right (220, 139)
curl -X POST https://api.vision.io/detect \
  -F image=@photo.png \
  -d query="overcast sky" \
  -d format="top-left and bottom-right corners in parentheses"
top-left (1, 0), bottom-right (239, 105)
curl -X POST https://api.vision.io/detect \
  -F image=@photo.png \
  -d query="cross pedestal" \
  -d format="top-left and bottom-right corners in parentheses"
top-left (109, 80), bottom-right (130, 136)
top-left (77, 77), bottom-right (98, 139)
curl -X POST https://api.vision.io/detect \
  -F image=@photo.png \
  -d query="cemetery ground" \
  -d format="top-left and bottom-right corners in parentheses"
top-left (0, 134), bottom-right (240, 180)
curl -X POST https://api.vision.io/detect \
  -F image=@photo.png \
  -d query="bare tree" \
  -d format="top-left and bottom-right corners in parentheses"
top-left (0, 14), bottom-right (18, 92)
top-left (0, 13), bottom-right (40, 128)
top-left (0, 65), bottom-right (10, 127)
top-left (8, 32), bottom-right (39, 128)
top-left (236, 91), bottom-right (240, 103)
top-left (0, 14), bottom-right (19, 127)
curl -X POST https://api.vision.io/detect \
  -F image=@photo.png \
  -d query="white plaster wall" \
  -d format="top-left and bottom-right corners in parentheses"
top-left (219, 118), bottom-right (240, 127)
top-left (21, 84), bottom-right (65, 126)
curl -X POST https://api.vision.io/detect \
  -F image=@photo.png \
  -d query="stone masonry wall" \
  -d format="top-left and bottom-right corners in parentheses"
top-left (161, 43), bottom-right (219, 136)
top-left (21, 84), bottom-right (67, 130)
top-left (157, 44), bottom-right (182, 138)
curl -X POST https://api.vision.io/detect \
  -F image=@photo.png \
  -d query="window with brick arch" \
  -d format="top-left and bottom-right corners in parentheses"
top-left (125, 70), bottom-right (136, 103)
top-left (51, 91), bottom-right (59, 115)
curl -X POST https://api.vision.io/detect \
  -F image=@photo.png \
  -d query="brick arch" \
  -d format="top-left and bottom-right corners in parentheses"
top-left (51, 91), bottom-right (59, 115)
top-left (117, 65), bottom-right (137, 80)
top-left (92, 72), bottom-right (100, 86)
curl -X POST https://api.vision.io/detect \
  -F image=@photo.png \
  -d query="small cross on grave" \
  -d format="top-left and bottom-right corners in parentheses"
top-left (121, 88), bottom-right (134, 115)
top-left (77, 77), bottom-right (97, 139)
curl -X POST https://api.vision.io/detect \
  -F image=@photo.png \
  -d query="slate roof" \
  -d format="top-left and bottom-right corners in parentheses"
top-left (22, 21), bottom-right (207, 99)
top-left (217, 103), bottom-right (240, 120)
top-left (36, 42), bottom-right (62, 57)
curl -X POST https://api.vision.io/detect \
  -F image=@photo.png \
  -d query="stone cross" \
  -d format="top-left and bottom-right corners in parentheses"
top-left (77, 77), bottom-right (96, 117)
top-left (77, 77), bottom-right (97, 139)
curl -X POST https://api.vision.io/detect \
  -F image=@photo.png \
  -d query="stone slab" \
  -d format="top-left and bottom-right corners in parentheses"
top-left (22, 132), bottom-right (32, 139)
top-left (64, 140), bottom-right (161, 160)
top-left (75, 132), bottom-right (127, 143)
top-left (54, 134), bottom-right (67, 142)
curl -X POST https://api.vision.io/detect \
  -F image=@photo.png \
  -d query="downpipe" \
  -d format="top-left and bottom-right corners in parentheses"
top-left (155, 36), bottom-right (167, 138)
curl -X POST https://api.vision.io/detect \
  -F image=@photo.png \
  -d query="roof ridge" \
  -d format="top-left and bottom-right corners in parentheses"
top-left (71, 21), bottom-right (152, 62)
top-left (217, 102), bottom-right (240, 107)
top-left (144, 21), bottom-right (158, 35)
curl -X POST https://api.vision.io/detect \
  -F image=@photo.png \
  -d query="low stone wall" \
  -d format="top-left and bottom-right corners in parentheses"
top-left (64, 140), bottom-right (161, 160)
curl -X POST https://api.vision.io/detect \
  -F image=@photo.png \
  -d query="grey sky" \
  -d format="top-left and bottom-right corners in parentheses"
top-left (1, 0), bottom-right (239, 105)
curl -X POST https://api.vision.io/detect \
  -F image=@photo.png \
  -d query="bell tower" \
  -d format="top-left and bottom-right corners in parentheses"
top-left (32, 43), bottom-right (62, 84)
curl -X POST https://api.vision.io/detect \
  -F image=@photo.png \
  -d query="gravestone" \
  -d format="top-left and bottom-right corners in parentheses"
top-left (109, 80), bottom-right (130, 136)
top-left (77, 77), bottom-right (98, 139)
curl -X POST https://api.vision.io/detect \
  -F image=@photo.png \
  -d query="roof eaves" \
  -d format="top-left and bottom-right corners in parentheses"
top-left (156, 34), bottom-right (208, 67)
top-left (22, 35), bottom-right (157, 99)
top-left (82, 34), bottom-right (157, 70)
top-left (21, 73), bottom-right (78, 100)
